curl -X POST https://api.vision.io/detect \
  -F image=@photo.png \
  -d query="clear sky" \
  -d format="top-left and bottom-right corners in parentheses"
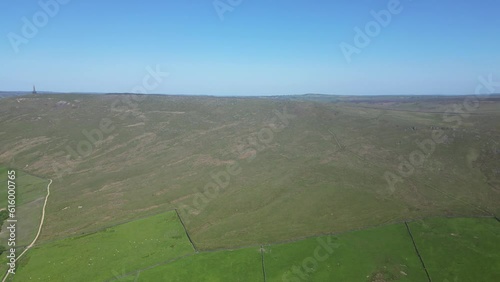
top-left (1, 0), bottom-right (499, 96)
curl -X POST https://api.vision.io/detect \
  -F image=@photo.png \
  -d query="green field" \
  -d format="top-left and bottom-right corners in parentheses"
top-left (409, 217), bottom-right (500, 282)
top-left (108, 216), bottom-right (499, 282)
top-left (11, 210), bottom-right (195, 282)
top-left (136, 247), bottom-right (263, 282)
top-left (0, 167), bottom-right (48, 209)
top-left (264, 223), bottom-right (428, 281)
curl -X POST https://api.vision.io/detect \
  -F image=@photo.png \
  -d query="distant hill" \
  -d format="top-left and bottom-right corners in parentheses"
top-left (0, 92), bottom-right (30, 99)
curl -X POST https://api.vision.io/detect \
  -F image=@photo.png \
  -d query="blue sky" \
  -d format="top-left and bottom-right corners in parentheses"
top-left (1, 0), bottom-right (499, 96)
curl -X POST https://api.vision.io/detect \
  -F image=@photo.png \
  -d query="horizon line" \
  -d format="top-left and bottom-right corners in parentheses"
top-left (1, 91), bottom-right (500, 98)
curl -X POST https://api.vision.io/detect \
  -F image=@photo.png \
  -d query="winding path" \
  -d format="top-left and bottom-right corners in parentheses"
top-left (2, 179), bottom-right (52, 282)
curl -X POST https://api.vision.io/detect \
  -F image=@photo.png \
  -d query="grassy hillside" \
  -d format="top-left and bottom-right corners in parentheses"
top-left (0, 94), bottom-right (498, 251)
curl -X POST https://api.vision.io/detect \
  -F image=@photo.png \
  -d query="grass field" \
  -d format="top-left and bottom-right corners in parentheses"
top-left (409, 217), bottom-right (500, 281)
top-left (0, 167), bottom-right (48, 209)
top-left (11, 210), bottom-right (195, 282)
top-left (135, 247), bottom-right (263, 282)
top-left (106, 216), bottom-right (500, 281)
top-left (264, 223), bottom-right (428, 281)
